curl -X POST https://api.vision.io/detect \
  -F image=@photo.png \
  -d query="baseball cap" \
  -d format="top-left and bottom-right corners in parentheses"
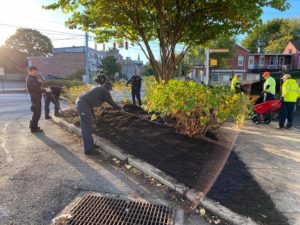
top-left (281, 74), bottom-right (291, 79)
top-left (28, 66), bottom-right (38, 71)
top-left (262, 71), bottom-right (270, 77)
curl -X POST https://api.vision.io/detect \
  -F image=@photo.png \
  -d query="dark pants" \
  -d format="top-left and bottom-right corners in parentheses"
top-left (76, 99), bottom-right (94, 153)
top-left (30, 96), bottom-right (42, 130)
top-left (265, 93), bottom-right (275, 102)
top-left (44, 93), bottom-right (60, 117)
top-left (132, 89), bottom-right (141, 106)
top-left (279, 102), bottom-right (296, 128)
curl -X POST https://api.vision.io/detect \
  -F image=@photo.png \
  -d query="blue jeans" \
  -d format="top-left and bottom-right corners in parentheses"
top-left (279, 102), bottom-right (296, 128)
top-left (76, 99), bottom-right (94, 153)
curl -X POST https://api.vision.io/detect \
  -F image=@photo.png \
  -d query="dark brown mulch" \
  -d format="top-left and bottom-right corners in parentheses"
top-left (61, 105), bottom-right (288, 225)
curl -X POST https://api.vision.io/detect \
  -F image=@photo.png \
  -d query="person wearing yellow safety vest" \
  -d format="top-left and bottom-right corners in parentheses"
top-left (262, 71), bottom-right (276, 101)
top-left (278, 74), bottom-right (300, 129)
top-left (230, 74), bottom-right (242, 93)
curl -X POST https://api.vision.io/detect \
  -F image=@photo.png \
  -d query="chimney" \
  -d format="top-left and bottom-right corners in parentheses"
top-left (257, 44), bottom-right (264, 54)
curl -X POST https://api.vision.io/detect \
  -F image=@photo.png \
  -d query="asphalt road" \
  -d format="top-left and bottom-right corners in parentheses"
top-left (0, 93), bottom-right (208, 225)
top-left (0, 81), bottom-right (26, 92)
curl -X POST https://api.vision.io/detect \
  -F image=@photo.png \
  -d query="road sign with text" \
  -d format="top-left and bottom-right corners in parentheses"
top-left (209, 48), bottom-right (229, 53)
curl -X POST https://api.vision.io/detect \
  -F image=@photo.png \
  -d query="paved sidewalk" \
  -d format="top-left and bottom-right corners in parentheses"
top-left (233, 122), bottom-right (300, 225)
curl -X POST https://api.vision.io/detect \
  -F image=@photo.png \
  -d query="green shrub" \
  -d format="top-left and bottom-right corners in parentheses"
top-left (143, 80), bottom-right (249, 137)
top-left (44, 79), bottom-right (83, 88)
top-left (68, 68), bottom-right (85, 81)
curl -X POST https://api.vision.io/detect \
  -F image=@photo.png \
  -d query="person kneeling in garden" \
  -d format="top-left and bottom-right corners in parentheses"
top-left (76, 81), bottom-right (122, 155)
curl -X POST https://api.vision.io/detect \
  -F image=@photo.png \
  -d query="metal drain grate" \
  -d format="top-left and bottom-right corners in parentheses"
top-left (67, 194), bottom-right (174, 225)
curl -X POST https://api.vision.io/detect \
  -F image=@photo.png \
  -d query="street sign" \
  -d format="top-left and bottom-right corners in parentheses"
top-left (209, 48), bottom-right (229, 53)
top-left (210, 59), bottom-right (218, 66)
top-left (193, 65), bottom-right (205, 69)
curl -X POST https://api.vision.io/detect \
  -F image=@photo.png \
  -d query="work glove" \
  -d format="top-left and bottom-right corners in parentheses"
top-left (280, 97), bottom-right (284, 103)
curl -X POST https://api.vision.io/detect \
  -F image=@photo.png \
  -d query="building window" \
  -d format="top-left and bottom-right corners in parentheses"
top-left (269, 56), bottom-right (275, 66)
top-left (237, 55), bottom-right (244, 66)
top-left (279, 57), bottom-right (285, 66)
top-left (259, 56), bottom-right (265, 66)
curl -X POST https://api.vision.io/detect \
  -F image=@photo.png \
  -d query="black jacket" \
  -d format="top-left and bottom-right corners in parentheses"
top-left (79, 86), bottom-right (121, 110)
top-left (50, 86), bottom-right (62, 97)
top-left (26, 75), bottom-right (43, 102)
top-left (126, 75), bottom-right (142, 90)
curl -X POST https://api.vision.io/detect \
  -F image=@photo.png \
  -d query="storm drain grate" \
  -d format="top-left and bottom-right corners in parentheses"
top-left (67, 194), bottom-right (174, 225)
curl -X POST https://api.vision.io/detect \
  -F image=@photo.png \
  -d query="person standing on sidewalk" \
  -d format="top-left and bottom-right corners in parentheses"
top-left (95, 71), bottom-right (107, 85)
top-left (26, 66), bottom-right (44, 133)
top-left (278, 74), bottom-right (300, 129)
top-left (76, 81), bottom-right (122, 155)
top-left (126, 72), bottom-right (142, 106)
top-left (262, 71), bottom-right (276, 101)
top-left (230, 74), bottom-right (242, 93)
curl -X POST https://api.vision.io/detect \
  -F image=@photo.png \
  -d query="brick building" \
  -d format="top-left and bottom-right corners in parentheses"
top-left (283, 40), bottom-right (300, 70)
top-left (27, 46), bottom-right (107, 79)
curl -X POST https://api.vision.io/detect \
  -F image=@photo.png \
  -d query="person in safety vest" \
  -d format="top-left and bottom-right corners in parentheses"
top-left (262, 71), bottom-right (276, 101)
top-left (278, 74), bottom-right (300, 129)
top-left (231, 74), bottom-right (242, 93)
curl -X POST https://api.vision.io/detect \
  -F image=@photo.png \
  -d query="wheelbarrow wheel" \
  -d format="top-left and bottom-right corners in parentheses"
top-left (252, 114), bottom-right (260, 124)
top-left (263, 115), bottom-right (272, 124)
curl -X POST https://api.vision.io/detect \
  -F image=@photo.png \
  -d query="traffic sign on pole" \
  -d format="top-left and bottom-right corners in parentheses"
top-left (193, 65), bottom-right (205, 69)
top-left (209, 48), bottom-right (229, 53)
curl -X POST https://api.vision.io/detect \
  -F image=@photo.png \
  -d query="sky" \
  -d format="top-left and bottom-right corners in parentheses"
top-left (0, 0), bottom-right (300, 63)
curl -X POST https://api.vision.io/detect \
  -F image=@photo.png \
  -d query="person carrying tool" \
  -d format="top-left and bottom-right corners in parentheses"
top-left (26, 66), bottom-right (44, 133)
top-left (262, 71), bottom-right (276, 101)
top-left (95, 70), bottom-right (107, 85)
top-left (230, 74), bottom-right (242, 93)
top-left (44, 86), bottom-right (64, 119)
top-left (76, 81), bottom-right (122, 155)
top-left (126, 72), bottom-right (142, 106)
top-left (278, 74), bottom-right (300, 129)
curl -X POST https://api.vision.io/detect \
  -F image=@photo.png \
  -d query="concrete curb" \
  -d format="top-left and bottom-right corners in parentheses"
top-left (52, 115), bottom-right (258, 225)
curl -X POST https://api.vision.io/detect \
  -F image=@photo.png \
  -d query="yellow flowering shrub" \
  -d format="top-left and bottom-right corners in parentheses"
top-left (63, 84), bottom-right (93, 105)
top-left (143, 80), bottom-right (249, 137)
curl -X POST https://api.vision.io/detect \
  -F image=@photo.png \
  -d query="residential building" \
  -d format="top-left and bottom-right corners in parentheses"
top-left (283, 40), bottom-right (300, 70)
top-left (211, 43), bottom-right (295, 86)
top-left (121, 55), bottom-right (144, 80)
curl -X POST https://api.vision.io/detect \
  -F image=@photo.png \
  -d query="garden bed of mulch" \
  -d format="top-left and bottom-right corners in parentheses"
top-left (62, 104), bottom-right (288, 225)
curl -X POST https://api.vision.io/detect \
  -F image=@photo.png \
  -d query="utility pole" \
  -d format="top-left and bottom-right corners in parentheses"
top-left (85, 32), bottom-right (90, 83)
top-left (204, 48), bottom-right (210, 85)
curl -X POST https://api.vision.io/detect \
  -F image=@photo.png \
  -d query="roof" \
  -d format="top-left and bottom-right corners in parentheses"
top-left (235, 44), bottom-right (250, 53)
top-left (249, 53), bottom-right (293, 56)
top-left (290, 40), bottom-right (300, 50)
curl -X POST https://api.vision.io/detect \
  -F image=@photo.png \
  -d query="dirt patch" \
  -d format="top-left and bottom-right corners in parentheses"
top-left (62, 105), bottom-right (288, 225)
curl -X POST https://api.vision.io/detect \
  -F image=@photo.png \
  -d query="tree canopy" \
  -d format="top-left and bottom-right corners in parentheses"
top-left (46, 0), bottom-right (289, 82)
top-left (0, 47), bottom-right (27, 74)
top-left (242, 19), bottom-right (300, 53)
top-left (5, 28), bottom-right (53, 56)
top-left (101, 55), bottom-right (121, 77)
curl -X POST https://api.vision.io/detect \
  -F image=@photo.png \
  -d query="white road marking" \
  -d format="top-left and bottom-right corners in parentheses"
top-left (0, 121), bottom-right (13, 163)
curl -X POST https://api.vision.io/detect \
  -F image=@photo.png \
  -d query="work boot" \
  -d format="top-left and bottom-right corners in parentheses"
top-left (31, 127), bottom-right (43, 133)
top-left (45, 115), bottom-right (52, 119)
top-left (54, 110), bottom-right (61, 117)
